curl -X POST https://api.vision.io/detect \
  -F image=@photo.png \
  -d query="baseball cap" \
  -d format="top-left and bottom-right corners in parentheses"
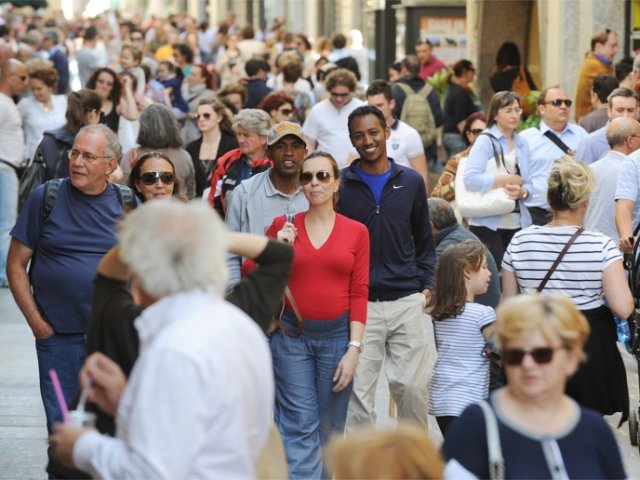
top-left (268, 121), bottom-right (307, 146)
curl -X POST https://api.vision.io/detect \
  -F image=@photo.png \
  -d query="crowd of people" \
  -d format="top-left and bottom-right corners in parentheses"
top-left (0, 7), bottom-right (635, 479)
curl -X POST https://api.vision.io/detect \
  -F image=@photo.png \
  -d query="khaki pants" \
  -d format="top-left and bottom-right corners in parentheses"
top-left (346, 293), bottom-right (431, 431)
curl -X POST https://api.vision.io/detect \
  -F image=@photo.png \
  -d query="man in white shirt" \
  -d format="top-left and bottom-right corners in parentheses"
top-left (49, 201), bottom-right (274, 479)
top-left (520, 86), bottom-right (588, 225)
top-left (348, 79), bottom-right (427, 186)
top-left (303, 68), bottom-right (364, 168)
top-left (586, 117), bottom-right (640, 243)
top-left (0, 58), bottom-right (28, 288)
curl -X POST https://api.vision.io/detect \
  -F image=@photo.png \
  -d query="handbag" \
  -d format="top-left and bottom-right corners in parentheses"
top-left (455, 134), bottom-right (517, 218)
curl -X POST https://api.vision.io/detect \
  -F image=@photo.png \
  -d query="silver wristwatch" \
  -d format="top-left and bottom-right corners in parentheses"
top-left (348, 340), bottom-right (363, 353)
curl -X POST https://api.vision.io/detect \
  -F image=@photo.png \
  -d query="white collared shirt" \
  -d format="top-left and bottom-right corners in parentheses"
top-left (73, 289), bottom-right (274, 479)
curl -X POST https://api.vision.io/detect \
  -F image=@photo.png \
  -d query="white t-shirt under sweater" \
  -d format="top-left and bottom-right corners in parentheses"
top-left (429, 302), bottom-right (495, 417)
top-left (502, 225), bottom-right (621, 310)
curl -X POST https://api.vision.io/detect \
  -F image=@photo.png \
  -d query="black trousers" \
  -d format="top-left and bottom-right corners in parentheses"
top-left (468, 226), bottom-right (518, 269)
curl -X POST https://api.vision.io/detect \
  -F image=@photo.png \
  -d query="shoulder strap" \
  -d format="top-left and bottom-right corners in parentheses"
top-left (478, 400), bottom-right (504, 480)
top-left (478, 132), bottom-right (507, 170)
top-left (42, 178), bottom-right (65, 222)
top-left (276, 286), bottom-right (304, 337)
top-left (537, 227), bottom-right (584, 292)
top-left (112, 183), bottom-right (137, 212)
top-left (543, 130), bottom-right (572, 154)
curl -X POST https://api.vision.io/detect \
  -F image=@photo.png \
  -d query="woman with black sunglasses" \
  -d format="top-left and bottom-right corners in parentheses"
top-left (443, 293), bottom-right (626, 479)
top-left (265, 151), bottom-right (369, 479)
top-left (502, 157), bottom-right (632, 419)
top-left (128, 151), bottom-right (181, 202)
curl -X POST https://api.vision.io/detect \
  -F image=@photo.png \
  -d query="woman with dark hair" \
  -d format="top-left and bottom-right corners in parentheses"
top-left (86, 67), bottom-right (139, 133)
top-left (490, 41), bottom-right (537, 93)
top-left (172, 43), bottom-right (195, 78)
top-left (258, 91), bottom-right (296, 125)
top-left (120, 103), bottom-right (196, 199)
top-left (128, 150), bottom-right (181, 202)
top-left (18, 66), bottom-right (67, 162)
top-left (185, 97), bottom-right (238, 197)
top-left (267, 151), bottom-right (369, 479)
top-left (463, 91), bottom-right (531, 267)
top-left (432, 111), bottom-right (487, 208)
top-left (443, 59), bottom-right (480, 156)
top-left (182, 64), bottom-right (216, 144)
top-left (29, 89), bottom-right (101, 180)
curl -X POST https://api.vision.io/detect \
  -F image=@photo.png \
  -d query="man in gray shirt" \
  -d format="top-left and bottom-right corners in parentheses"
top-left (225, 122), bottom-right (309, 287)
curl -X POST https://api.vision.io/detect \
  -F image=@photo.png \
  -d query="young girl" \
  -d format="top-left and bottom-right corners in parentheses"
top-left (428, 240), bottom-right (495, 436)
top-left (156, 60), bottom-right (189, 119)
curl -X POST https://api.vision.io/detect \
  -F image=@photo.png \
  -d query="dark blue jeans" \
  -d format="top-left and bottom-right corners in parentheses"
top-left (35, 333), bottom-right (86, 433)
top-left (270, 311), bottom-right (352, 480)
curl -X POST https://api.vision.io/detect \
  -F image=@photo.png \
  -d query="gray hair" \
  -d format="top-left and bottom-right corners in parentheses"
top-left (119, 200), bottom-right (228, 298)
top-left (607, 87), bottom-right (638, 107)
top-left (233, 109), bottom-right (271, 136)
top-left (137, 103), bottom-right (183, 149)
top-left (606, 117), bottom-right (640, 147)
top-left (428, 197), bottom-right (458, 230)
top-left (77, 124), bottom-right (122, 162)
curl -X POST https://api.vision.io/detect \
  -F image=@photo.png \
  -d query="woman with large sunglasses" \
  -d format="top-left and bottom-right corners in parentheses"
top-left (128, 151), bottom-right (182, 202)
top-left (443, 294), bottom-right (626, 479)
top-left (502, 157), bottom-right (632, 419)
top-left (265, 151), bottom-right (369, 479)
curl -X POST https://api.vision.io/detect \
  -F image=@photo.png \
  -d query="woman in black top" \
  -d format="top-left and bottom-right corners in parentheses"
top-left (490, 42), bottom-right (537, 93)
top-left (86, 67), bottom-right (139, 133)
top-left (184, 97), bottom-right (238, 197)
top-left (443, 60), bottom-right (479, 157)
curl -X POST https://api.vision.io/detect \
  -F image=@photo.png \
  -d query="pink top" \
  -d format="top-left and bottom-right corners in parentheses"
top-left (267, 212), bottom-right (370, 323)
top-left (419, 56), bottom-right (446, 80)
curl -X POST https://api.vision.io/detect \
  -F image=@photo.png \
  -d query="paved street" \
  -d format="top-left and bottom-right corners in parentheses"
top-left (1, 288), bottom-right (639, 478)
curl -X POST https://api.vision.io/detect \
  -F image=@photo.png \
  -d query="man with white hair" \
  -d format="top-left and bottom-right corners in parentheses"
top-left (49, 200), bottom-right (274, 478)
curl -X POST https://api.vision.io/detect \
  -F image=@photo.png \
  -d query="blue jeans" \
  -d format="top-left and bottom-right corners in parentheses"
top-left (270, 311), bottom-right (352, 480)
top-left (0, 166), bottom-right (18, 285)
top-left (443, 132), bottom-right (468, 157)
top-left (35, 333), bottom-right (86, 433)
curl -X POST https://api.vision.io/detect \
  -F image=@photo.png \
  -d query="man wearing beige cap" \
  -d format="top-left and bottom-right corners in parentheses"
top-left (225, 121), bottom-right (309, 287)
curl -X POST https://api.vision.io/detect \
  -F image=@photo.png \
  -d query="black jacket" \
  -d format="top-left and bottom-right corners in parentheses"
top-left (337, 160), bottom-right (436, 301)
top-left (185, 133), bottom-right (238, 197)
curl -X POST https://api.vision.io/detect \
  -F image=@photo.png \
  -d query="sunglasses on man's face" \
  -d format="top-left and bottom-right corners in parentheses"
top-left (300, 170), bottom-right (332, 185)
top-left (545, 99), bottom-right (572, 108)
top-left (502, 346), bottom-right (564, 366)
top-left (139, 171), bottom-right (175, 186)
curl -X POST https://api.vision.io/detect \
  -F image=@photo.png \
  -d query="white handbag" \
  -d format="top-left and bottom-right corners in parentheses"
top-left (455, 134), bottom-right (517, 218)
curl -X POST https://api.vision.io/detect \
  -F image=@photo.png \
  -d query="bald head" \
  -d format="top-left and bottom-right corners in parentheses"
top-left (0, 58), bottom-right (28, 97)
top-left (606, 116), bottom-right (640, 154)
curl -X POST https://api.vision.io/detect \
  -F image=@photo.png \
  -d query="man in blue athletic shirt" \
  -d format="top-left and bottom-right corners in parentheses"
top-left (6, 124), bottom-right (134, 446)
top-left (338, 105), bottom-right (436, 430)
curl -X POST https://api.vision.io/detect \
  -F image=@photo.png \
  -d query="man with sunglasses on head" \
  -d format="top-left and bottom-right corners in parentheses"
top-left (339, 105), bottom-right (436, 432)
top-left (302, 68), bottom-right (364, 168)
top-left (520, 87), bottom-right (588, 225)
top-left (225, 122), bottom-right (309, 287)
top-left (6, 125), bottom-right (136, 464)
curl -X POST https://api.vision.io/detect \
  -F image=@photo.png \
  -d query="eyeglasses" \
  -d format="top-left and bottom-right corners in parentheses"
top-left (502, 346), bottom-right (565, 366)
top-left (300, 170), bottom-right (332, 184)
top-left (330, 91), bottom-right (351, 98)
top-left (470, 128), bottom-right (484, 136)
top-left (139, 171), bottom-right (175, 186)
top-left (278, 108), bottom-right (294, 116)
top-left (501, 107), bottom-right (523, 115)
top-left (196, 112), bottom-right (212, 120)
top-left (131, 36), bottom-right (144, 41)
top-left (545, 99), bottom-right (572, 107)
top-left (68, 148), bottom-right (111, 163)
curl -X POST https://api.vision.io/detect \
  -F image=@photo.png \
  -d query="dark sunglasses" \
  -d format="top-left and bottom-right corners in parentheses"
top-left (502, 347), bottom-right (564, 366)
top-left (470, 128), bottom-right (484, 135)
top-left (545, 99), bottom-right (572, 107)
top-left (300, 170), bottom-right (332, 185)
top-left (278, 108), bottom-right (294, 115)
top-left (196, 112), bottom-right (213, 120)
top-left (330, 91), bottom-right (351, 98)
top-left (140, 171), bottom-right (175, 186)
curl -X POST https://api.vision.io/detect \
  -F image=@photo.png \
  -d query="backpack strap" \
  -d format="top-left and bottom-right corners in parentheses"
top-left (42, 178), bottom-right (65, 222)
top-left (42, 180), bottom-right (136, 222)
top-left (112, 183), bottom-right (137, 212)
top-left (478, 400), bottom-right (504, 480)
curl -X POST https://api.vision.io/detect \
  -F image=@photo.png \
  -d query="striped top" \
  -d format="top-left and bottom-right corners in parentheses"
top-left (502, 226), bottom-right (621, 310)
top-left (429, 302), bottom-right (495, 417)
